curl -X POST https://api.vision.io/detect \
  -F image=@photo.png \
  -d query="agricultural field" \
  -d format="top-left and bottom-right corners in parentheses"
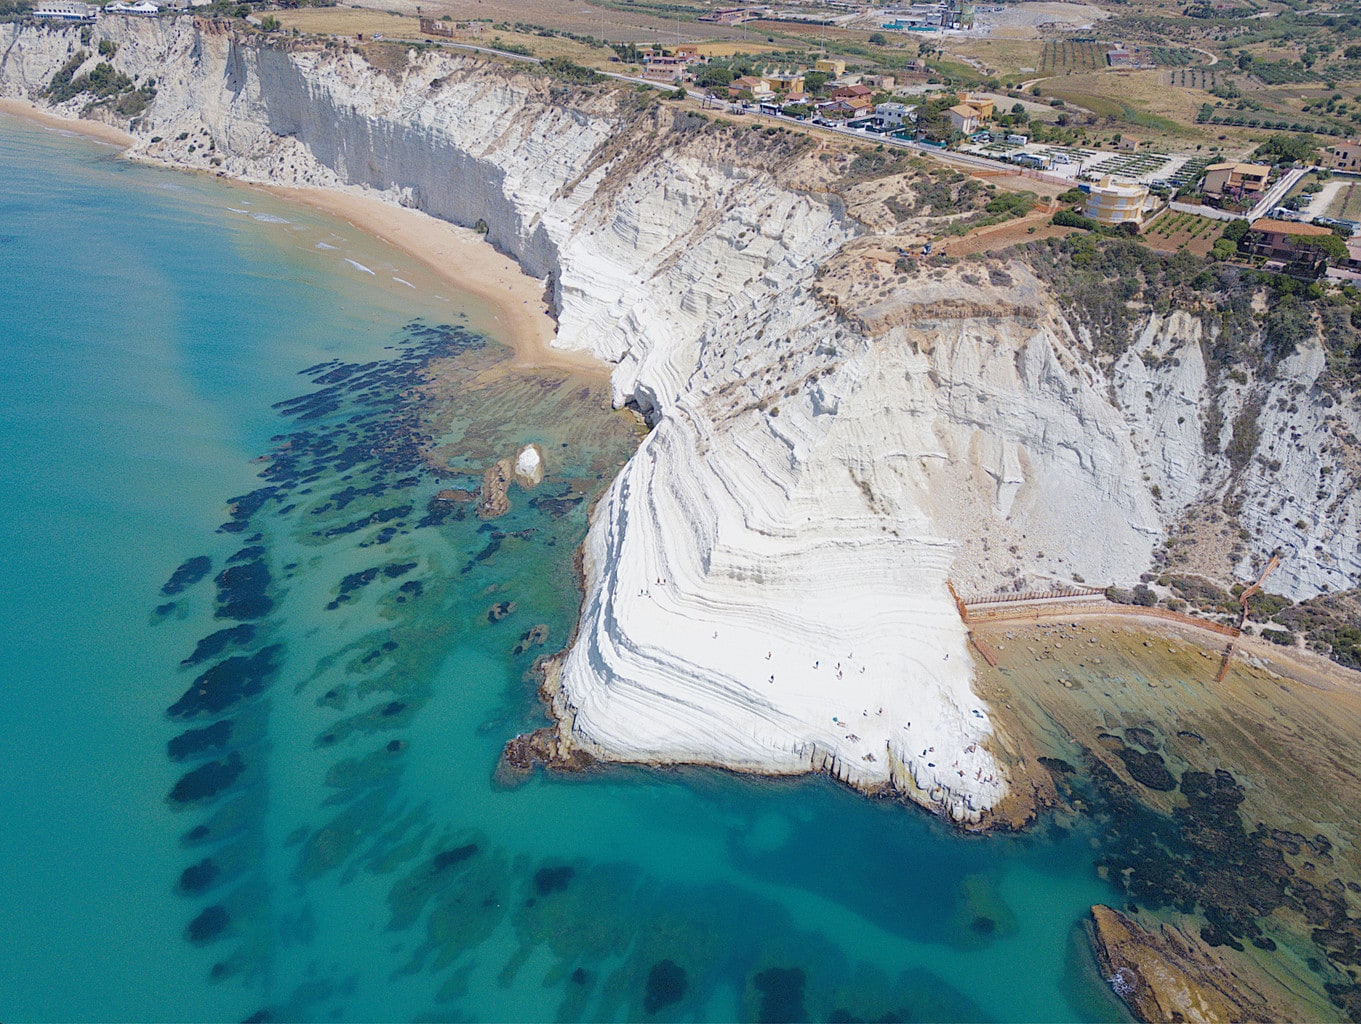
top-left (1328, 179), bottom-right (1361, 222)
top-left (1166, 67), bottom-right (1222, 91)
top-left (1083, 150), bottom-right (1177, 182)
top-left (1141, 210), bottom-right (1223, 256)
top-left (1037, 70), bottom-right (1202, 140)
top-left (1168, 158), bottom-right (1210, 193)
top-left (1039, 37), bottom-right (1104, 74)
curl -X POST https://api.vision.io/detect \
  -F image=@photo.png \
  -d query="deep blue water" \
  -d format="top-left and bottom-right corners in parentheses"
top-left (0, 115), bottom-right (1131, 1023)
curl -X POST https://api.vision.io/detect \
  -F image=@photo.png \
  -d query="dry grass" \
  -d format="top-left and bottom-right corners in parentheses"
top-left (943, 38), bottom-right (1045, 78)
top-left (344, 0), bottom-right (753, 44)
top-left (694, 40), bottom-right (785, 58)
top-left (273, 8), bottom-right (611, 63)
top-left (1036, 69), bottom-right (1209, 143)
top-left (274, 8), bottom-right (422, 40)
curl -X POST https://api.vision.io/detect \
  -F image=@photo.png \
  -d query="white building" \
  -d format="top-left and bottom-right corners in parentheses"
top-left (874, 102), bottom-right (917, 128)
top-left (1084, 175), bottom-right (1149, 228)
top-left (105, 0), bottom-right (160, 14)
top-left (32, 1), bottom-right (97, 21)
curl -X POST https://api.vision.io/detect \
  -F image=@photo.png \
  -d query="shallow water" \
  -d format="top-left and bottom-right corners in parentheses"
top-left (0, 116), bottom-right (1133, 1023)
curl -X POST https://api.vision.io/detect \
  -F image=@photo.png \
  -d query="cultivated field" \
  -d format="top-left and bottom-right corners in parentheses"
top-left (1141, 210), bottom-right (1221, 256)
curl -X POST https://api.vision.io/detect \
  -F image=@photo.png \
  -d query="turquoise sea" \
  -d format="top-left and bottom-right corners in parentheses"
top-left (0, 115), bottom-right (1132, 1023)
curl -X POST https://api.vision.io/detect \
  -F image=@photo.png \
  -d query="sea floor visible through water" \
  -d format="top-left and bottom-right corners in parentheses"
top-left (10, 112), bottom-right (1349, 1024)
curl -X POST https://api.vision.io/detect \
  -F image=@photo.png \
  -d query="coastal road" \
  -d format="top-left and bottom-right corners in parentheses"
top-left (415, 41), bottom-right (1077, 186)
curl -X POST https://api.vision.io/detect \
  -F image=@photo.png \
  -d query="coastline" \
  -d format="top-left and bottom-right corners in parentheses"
top-left (264, 185), bottom-right (610, 381)
top-left (0, 100), bottom-right (608, 381)
top-left (0, 99), bottom-right (134, 147)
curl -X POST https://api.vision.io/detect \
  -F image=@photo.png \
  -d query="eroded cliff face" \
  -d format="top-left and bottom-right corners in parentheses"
top-left (5, 19), bottom-right (1357, 821)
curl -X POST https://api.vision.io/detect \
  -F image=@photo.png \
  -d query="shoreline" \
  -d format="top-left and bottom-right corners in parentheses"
top-left (263, 184), bottom-right (610, 381)
top-left (0, 100), bottom-right (608, 381)
top-left (0, 98), bottom-right (134, 146)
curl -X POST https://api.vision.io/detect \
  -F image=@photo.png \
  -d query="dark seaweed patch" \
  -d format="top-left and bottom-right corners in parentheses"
top-left (1037, 756), bottom-right (1076, 775)
top-left (214, 561), bottom-right (273, 621)
top-left (182, 624), bottom-right (256, 667)
top-left (1114, 746), bottom-right (1177, 791)
top-left (533, 865), bottom-right (574, 897)
top-left (752, 966), bottom-right (807, 1024)
top-left (432, 844), bottom-right (478, 871)
top-left (186, 904), bottom-right (229, 944)
top-left (220, 487), bottom-right (278, 534)
top-left (167, 646), bottom-right (281, 719)
top-left (168, 752), bottom-right (244, 804)
top-left (644, 959), bottom-right (688, 1015)
top-left (162, 556), bottom-right (212, 595)
top-left (178, 858), bottom-right (220, 895)
top-left (167, 720), bottom-right (233, 761)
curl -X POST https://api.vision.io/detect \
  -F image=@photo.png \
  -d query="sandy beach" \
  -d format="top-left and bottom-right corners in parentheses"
top-left (263, 185), bottom-right (609, 380)
top-left (1, 99), bottom-right (607, 380)
top-left (0, 99), bottom-right (135, 147)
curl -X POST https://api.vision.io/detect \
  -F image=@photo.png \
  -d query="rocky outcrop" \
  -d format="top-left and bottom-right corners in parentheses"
top-left (5, 18), bottom-right (1357, 823)
top-left (1088, 905), bottom-right (1298, 1023)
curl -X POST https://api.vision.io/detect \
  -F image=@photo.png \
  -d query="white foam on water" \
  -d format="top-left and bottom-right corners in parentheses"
top-left (344, 258), bottom-right (376, 275)
top-left (249, 212), bottom-right (290, 224)
top-left (393, 277), bottom-right (415, 289)
top-left (315, 241), bottom-right (338, 250)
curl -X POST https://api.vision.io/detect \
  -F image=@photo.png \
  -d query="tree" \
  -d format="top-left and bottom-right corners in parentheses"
top-left (868, 32), bottom-right (888, 45)
top-left (1253, 133), bottom-right (1318, 165)
top-left (1211, 237), bottom-right (1239, 261)
top-left (803, 70), bottom-right (830, 95)
top-left (1299, 233), bottom-right (1349, 263)
top-left (1222, 219), bottom-right (1250, 243)
top-left (695, 65), bottom-right (733, 89)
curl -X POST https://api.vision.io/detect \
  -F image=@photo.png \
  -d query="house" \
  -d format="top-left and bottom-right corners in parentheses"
top-left (1084, 176), bottom-right (1149, 228)
top-left (1322, 142), bottom-right (1361, 173)
top-left (1117, 136), bottom-right (1140, 152)
top-left (761, 71), bottom-right (805, 94)
top-left (861, 74), bottom-right (895, 90)
top-left (831, 84), bottom-right (873, 103)
top-left (728, 75), bottom-right (772, 98)
top-left (962, 94), bottom-right (994, 119)
top-left (946, 103), bottom-right (983, 134)
top-left (1248, 219), bottom-right (1336, 266)
top-left (815, 58), bottom-right (847, 79)
top-left (815, 100), bottom-right (860, 120)
top-left (1202, 162), bottom-right (1271, 203)
top-left (874, 102), bottom-right (917, 128)
top-left (1106, 49), bottom-right (1133, 68)
top-left (33, 0), bottom-right (96, 19)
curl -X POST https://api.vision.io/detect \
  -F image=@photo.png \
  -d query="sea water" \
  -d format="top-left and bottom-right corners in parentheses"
top-left (0, 116), bottom-right (1132, 1023)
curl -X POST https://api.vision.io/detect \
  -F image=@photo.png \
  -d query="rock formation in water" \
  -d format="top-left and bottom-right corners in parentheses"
top-left (4, 20), bottom-right (1358, 824)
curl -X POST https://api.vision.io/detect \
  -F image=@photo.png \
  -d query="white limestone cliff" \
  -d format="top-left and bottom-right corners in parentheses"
top-left (5, 20), bottom-right (1358, 823)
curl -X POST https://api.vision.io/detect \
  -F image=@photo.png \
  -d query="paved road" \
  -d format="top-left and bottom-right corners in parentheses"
top-left (1247, 165), bottom-right (1307, 221)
